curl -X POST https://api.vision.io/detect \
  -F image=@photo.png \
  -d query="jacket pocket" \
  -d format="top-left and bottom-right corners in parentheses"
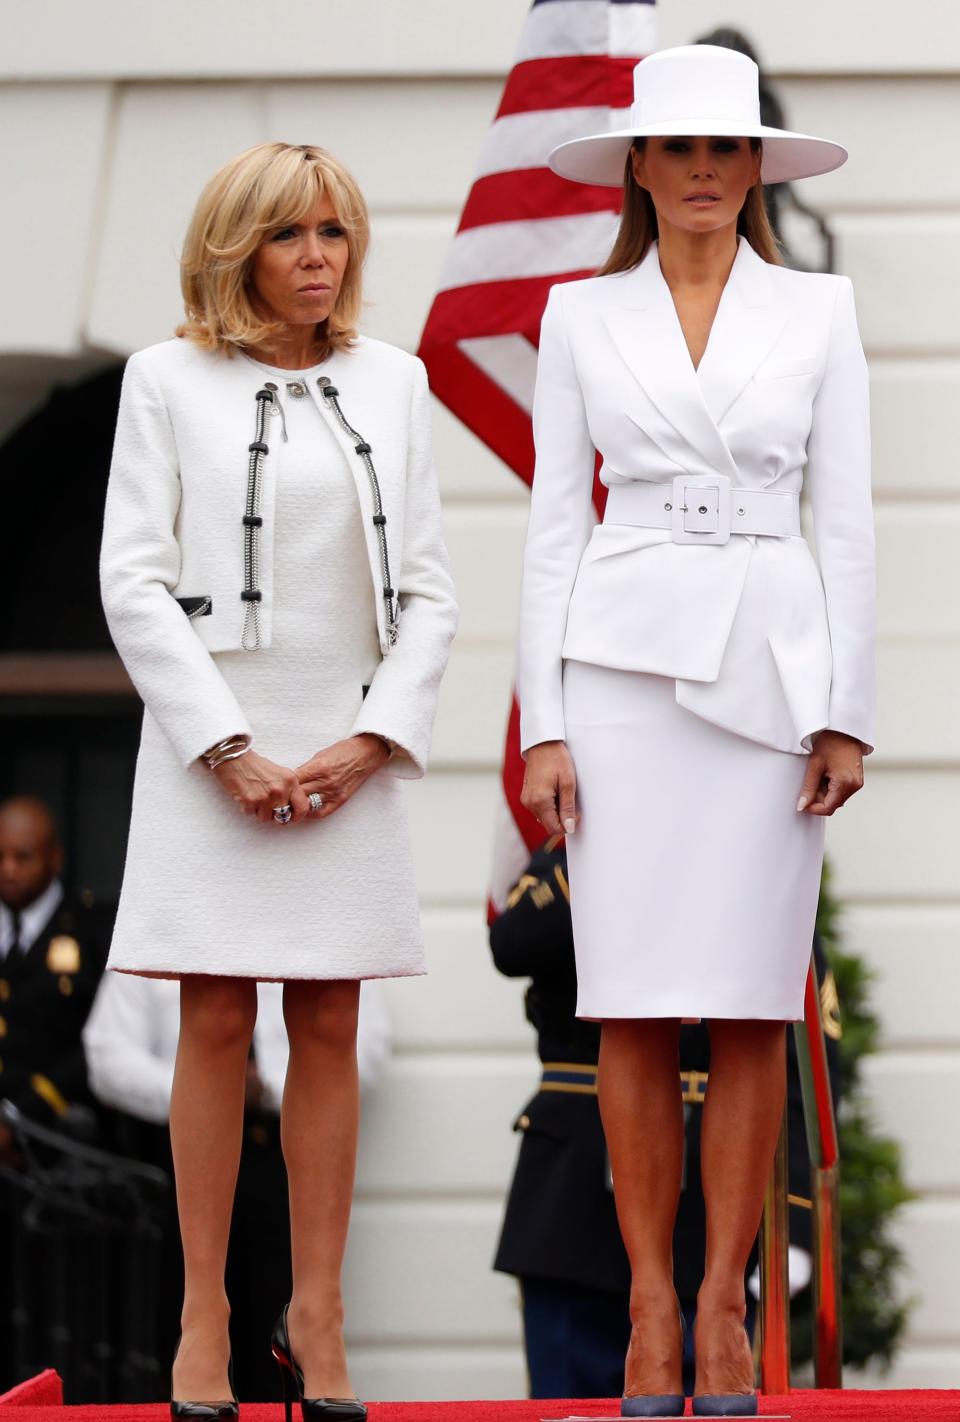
top-left (754, 356), bottom-right (817, 382)
top-left (175, 595), bottom-right (213, 619)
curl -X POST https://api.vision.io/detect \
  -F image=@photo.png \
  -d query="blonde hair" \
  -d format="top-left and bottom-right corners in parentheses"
top-left (598, 138), bottom-right (782, 276)
top-left (177, 142), bottom-right (370, 357)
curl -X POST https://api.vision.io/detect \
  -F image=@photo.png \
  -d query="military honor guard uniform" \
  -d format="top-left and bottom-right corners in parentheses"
top-left (0, 877), bottom-right (110, 1393)
top-left (0, 881), bottom-right (109, 1130)
top-left (490, 837), bottom-right (841, 1400)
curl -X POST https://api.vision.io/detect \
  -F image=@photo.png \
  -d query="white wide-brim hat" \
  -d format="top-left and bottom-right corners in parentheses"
top-left (549, 45), bottom-right (848, 187)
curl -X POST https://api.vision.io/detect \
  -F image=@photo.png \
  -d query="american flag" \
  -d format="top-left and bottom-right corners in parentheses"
top-left (417, 0), bottom-right (657, 913)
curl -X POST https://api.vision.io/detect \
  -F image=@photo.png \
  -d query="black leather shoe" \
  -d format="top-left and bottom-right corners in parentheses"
top-left (271, 1303), bottom-right (367, 1422)
top-left (170, 1337), bottom-right (239, 1420)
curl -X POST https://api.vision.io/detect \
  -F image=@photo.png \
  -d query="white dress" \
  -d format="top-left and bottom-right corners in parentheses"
top-left (107, 358), bottom-right (426, 982)
top-left (562, 659), bottom-right (826, 1022)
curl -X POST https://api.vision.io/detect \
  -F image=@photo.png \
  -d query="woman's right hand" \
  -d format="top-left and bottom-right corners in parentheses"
top-left (210, 749), bottom-right (310, 824)
top-left (520, 740), bottom-right (580, 837)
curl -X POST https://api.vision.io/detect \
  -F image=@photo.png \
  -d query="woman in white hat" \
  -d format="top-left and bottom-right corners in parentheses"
top-left (518, 45), bottom-right (873, 1418)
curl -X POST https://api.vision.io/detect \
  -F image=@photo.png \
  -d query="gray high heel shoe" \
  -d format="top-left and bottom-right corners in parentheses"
top-left (691, 1395), bottom-right (757, 1417)
top-left (620, 1395), bottom-right (685, 1418)
top-left (620, 1309), bottom-right (686, 1418)
top-left (692, 1311), bottom-right (757, 1417)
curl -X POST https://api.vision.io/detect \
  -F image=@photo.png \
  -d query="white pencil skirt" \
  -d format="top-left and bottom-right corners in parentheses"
top-left (561, 659), bottom-right (826, 1021)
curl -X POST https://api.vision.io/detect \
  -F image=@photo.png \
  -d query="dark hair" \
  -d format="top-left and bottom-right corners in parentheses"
top-left (597, 137), bottom-right (783, 276)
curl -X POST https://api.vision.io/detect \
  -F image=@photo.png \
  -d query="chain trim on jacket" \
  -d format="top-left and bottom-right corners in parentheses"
top-left (240, 389), bottom-right (272, 651)
top-left (317, 376), bottom-right (399, 647)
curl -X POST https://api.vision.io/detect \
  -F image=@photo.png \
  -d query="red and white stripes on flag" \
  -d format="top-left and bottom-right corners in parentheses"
top-left (417, 0), bottom-right (656, 914)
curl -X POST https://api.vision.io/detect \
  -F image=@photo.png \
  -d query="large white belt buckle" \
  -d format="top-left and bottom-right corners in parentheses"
top-left (670, 473), bottom-right (732, 545)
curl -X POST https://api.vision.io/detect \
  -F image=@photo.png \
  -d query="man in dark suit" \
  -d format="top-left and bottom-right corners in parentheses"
top-left (0, 795), bottom-right (109, 1155)
top-left (0, 794), bottom-right (112, 1393)
top-left (490, 835), bottom-right (839, 1399)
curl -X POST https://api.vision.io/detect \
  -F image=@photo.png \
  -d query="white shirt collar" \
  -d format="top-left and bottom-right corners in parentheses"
top-left (0, 880), bottom-right (64, 959)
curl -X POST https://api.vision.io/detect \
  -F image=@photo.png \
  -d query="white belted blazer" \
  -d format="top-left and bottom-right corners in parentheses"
top-left (518, 236), bottom-right (876, 758)
top-left (101, 335), bottom-right (458, 777)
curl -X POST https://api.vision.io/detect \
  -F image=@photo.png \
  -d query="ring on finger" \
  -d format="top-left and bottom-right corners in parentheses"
top-left (272, 803), bottom-right (293, 824)
top-left (308, 792), bottom-right (324, 815)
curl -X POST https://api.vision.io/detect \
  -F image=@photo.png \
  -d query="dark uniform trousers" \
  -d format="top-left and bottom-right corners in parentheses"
top-left (1, 897), bottom-right (291, 1399)
top-left (490, 839), bottom-right (841, 1400)
top-left (0, 895), bottom-right (110, 1392)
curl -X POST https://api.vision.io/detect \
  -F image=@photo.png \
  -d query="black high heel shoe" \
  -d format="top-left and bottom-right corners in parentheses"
top-left (170, 1336), bottom-right (239, 1420)
top-left (271, 1304), bottom-right (367, 1422)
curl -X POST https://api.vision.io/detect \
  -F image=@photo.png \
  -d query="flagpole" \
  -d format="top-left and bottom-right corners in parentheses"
top-left (794, 957), bottom-right (843, 1388)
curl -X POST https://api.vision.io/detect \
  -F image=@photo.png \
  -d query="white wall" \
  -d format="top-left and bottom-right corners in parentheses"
top-left (1, 0), bottom-right (958, 1397)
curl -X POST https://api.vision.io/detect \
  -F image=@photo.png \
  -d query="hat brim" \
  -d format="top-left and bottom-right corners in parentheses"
top-left (549, 122), bottom-right (848, 187)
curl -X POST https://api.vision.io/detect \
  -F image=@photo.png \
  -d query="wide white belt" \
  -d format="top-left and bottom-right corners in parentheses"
top-left (604, 474), bottom-right (801, 546)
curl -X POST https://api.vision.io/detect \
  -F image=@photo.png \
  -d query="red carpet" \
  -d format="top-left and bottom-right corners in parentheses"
top-left (0, 1373), bottom-right (62, 1407)
top-left (2, 1394), bottom-right (960, 1420)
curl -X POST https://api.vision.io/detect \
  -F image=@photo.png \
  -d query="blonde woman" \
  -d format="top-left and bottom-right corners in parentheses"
top-left (518, 47), bottom-right (874, 1418)
top-left (100, 143), bottom-right (458, 1420)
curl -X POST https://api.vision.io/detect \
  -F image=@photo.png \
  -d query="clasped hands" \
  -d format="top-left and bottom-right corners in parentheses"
top-left (210, 733), bottom-right (391, 825)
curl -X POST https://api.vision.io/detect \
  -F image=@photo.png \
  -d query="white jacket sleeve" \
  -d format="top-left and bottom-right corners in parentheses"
top-left (100, 352), bottom-right (253, 766)
top-left (356, 980), bottom-right (393, 1093)
top-left (517, 285), bottom-right (597, 755)
top-left (253, 982), bottom-right (392, 1111)
top-left (252, 984), bottom-right (290, 1114)
top-left (82, 972), bottom-right (175, 1125)
top-left (350, 358), bottom-right (459, 779)
top-left (805, 278), bottom-right (877, 754)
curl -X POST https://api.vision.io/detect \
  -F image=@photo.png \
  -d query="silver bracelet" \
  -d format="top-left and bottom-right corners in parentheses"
top-left (202, 734), bottom-right (251, 770)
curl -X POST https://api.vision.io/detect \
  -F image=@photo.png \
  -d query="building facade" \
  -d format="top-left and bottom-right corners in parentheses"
top-left (2, 0), bottom-right (958, 1395)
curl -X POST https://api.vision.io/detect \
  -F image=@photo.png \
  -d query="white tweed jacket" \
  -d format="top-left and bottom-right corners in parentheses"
top-left (100, 335), bottom-right (458, 777)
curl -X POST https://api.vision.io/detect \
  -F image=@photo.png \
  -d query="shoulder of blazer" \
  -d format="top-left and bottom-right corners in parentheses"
top-left (550, 269), bottom-right (638, 312)
top-left (126, 332), bottom-right (426, 401)
top-left (340, 334), bottom-right (424, 388)
top-left (126, 335), bottom-right (222, 373)
top-left (554, 253), bottom-right (849, 315)
top-left (764, 263), bottom-right (848, 295)
top-left (124, 336), bottom-right (230, 398)
top-left (763, 263), bottom-right (852, 320)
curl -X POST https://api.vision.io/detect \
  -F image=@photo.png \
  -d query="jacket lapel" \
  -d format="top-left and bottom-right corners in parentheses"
top-left (601, 238), bottom-right (792, 481)
top-left (602, 244), bottom-right (739, 480)
top-left (696, 238), bottom-right (793, 428)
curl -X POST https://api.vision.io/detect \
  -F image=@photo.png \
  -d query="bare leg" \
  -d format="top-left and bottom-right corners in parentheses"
top-left (598, 1018), bottom-right (685, 1397)
top-left (695, 1018), bottom-right (787, 1397)
top-left (281, 979), bottom-right (361, 1399)
top-left (170, 974), bottom-right (258, 1402)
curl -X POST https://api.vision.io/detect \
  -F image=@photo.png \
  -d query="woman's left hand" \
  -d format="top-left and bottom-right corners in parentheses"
top-left (797, 730), bottom-right (865, 816)
top-left (295, 734), bottom-right (391, 820)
